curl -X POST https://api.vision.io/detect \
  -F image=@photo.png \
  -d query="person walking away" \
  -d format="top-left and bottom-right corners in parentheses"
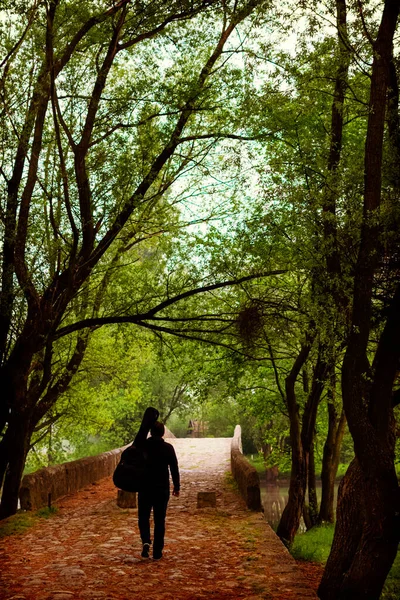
top-left (136, 421), bottom-right (180, 560)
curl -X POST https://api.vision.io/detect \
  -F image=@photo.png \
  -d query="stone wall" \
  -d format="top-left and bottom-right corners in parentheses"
top-left (19, 448), bottom-right (124, 511)
top-left (19, 427), bottom-right (176, 511)
top-left (231, 425), bottom-right (262, 511)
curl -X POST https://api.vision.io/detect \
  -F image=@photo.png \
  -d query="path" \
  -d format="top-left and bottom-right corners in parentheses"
top-left (0, 438), bottom-right (317, 600)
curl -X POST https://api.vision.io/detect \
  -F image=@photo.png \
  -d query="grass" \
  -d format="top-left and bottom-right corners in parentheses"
top-left (0, 506), bottom-right (58, 539)
top-left (245, 454), bottom-right (266, 476)
top-left (36, 506), bottom-right (58, 518)
top-left (0, 512), bottom-right (36, 538)
top-left (291, 523), bottom-right (335, 563)
top-left (246, 453), bottom-right (351, 481)
top-left (244, 454), bottom-right (294, 479)
top-left (224, 470), bottom-right (239, 492)
top-left (291, 524), bottom-right (400, 600)
top-left (382, 555), bottom-right (400, 600)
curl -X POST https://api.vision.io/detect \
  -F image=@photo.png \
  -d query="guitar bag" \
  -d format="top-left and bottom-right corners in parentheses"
top-left (113, 406), bottom-right (159, 493)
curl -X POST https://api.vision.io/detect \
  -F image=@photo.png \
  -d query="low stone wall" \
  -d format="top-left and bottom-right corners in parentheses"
top-left (19, 427), bottom-right (176, 511)
top-left (19, 448), bottom-right (123, 511)
top-left (231, 425), bottom-right (262, 511)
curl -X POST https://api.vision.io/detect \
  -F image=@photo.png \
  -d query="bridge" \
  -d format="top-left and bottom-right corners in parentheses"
top-left (0, 434), bottom-right (317, 600)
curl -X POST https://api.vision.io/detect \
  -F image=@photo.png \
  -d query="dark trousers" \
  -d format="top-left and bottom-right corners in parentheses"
top-left (138, 488), bottom-right (169, 554)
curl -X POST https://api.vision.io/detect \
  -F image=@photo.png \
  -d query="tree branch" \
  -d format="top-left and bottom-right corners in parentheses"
top-left (55, 0), bottom-right (131, 74)
top-left (81, 0), bottom-right (263, 275)
top-left (0, 0), bottom-right (43, 71)
top-left (55, 270), bottom-right (286, 339)
top-left (117, 0), bottom-right (216, 51)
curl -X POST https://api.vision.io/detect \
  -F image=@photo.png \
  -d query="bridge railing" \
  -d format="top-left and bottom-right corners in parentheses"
top-left (19, 448), bottom-right (124, 511)
top-left (19, 427), bottom-right (176, 511)
top-left (231, 425), bottom-right (262, 511)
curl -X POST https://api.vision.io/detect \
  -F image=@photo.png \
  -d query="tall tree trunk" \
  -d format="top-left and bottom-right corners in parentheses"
top-left (277, 336), bottom-right (333, 544)
top-left (276, 334), bottom-right (314, 546)
top-left (0, 429), bottom-right (11, 490)
top-left (319, 370), bottom-right (346, 523)
top-left (0, 414), bottom-right (32, 519)
top-left (318, 459), bottom-right (364, 599)
top-left (318, 407), bottom-right (346, 523)
top-left (302, 347), bottom-right (329, 531)
top-left (340, 284), bottom-right (400, 596)
top-left (319, 450), bottom-right (400, 599)
top-left (307, 441), bottom-right (318, 527)
top-left (299, 0), bottom-right (350, 532)
top-left (276, 441), bottom-right (307, 546)
top-left (340, 461), bottom-right (399, 598)
top-left (315, 0), bottom-right (349, 528)
top-left (0, 329), bottom-right (89, 517)
top-left (303, 441), bottom-right (318, 531)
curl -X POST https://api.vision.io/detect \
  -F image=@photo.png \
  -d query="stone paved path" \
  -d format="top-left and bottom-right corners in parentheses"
top-left (0, 438), bottom-right (317, 600)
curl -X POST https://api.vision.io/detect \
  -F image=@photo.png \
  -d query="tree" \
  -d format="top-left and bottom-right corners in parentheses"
top-left (277, 0), bottom-right (353, 541)
top-left (0, 0), bottom-right (269, 518)
top-left (318, 0), bottom-right (400, 597)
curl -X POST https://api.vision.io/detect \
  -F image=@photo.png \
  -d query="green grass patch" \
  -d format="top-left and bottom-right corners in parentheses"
top-left (381, 552), bottom-right (400, 600)
top-left (36, 506), bottom-right (58, 519)
top-left (245, 454), bottom-right (266, 476)
top-left (246, 554), bottom-right (258, 562)
top-left (225, 471), bottom-right (239, 492)
top-left (0, 506), bottom-right (58, 538)
top-left (291, 524), bottom-right (334, 563)
top-left (245, 454), bottom-right (292, 479)
top-left (0, 512), bottom-right (37, 538)
top-left (292, 524), bottom-right (400, 599)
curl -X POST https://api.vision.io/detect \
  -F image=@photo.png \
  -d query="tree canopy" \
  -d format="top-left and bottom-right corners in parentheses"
top-left (1, 1), bottom-right (400, 598)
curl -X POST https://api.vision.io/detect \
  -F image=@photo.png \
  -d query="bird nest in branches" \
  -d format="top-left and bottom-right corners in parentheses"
top-left (236, 303), bottom-right (264, 346)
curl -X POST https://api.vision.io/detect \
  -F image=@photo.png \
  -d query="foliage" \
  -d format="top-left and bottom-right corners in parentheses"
top-left (0, 3), bottom-right (398, 594)
top-left (26, 325), bottom-right (244, 467)
top-left (167, 413), bottom-right (191, 437)
top-left (245, 453), bottom-right (266, 476)
top-left (0, 0), bottom-right (276, 519)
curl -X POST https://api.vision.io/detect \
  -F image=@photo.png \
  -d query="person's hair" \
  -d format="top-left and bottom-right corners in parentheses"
top-left (151, 421), bottom-right (165, 438)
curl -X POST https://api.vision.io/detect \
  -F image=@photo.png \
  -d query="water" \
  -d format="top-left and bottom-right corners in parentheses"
top-left (260, 480), bottom-right (339, 531)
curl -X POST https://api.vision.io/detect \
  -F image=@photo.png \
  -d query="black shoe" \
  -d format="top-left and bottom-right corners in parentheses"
top-left (153, 551), bottom-right (162, 560)
top-left (141, 543), bottom-right (151, 559)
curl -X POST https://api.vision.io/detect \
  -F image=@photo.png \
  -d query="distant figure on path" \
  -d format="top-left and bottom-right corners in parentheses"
top-left (135, 418), bottom-right (180, 560)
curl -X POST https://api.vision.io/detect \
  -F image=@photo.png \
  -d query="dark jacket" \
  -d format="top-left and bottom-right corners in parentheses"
top-left (142, 436), bottom-right (180, 492)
